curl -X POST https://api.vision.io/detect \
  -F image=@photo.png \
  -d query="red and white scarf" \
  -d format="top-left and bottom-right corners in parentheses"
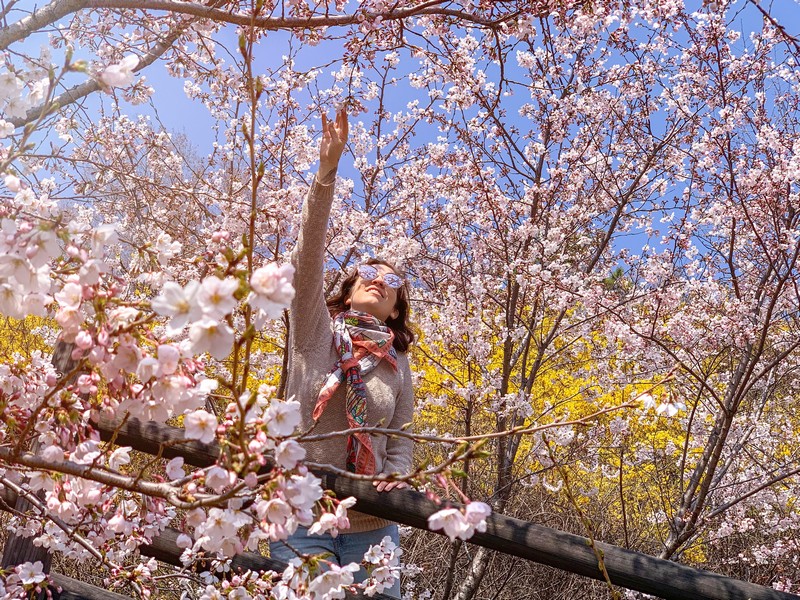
top-left (313, 310), bottom-right (397, 474)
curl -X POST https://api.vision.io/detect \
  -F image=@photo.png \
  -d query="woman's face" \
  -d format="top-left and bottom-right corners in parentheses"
top-left (346, 263), bottom-right (400, 323)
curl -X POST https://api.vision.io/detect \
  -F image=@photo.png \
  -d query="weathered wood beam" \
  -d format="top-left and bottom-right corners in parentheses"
top-left (92, 416), bottom-right (800, 599)
top-left (0, 488), bottom-right (394, 600)
top-left (139, 527), bottom-right (395, 600)
top-left (97, 415), bottom-right (222, 467)
top-left (319, 472), bottom-right (800, 600)
top-left (50, 573), bottom-right (131, 600)
top-left (139, 526), bottom-right (285, 573)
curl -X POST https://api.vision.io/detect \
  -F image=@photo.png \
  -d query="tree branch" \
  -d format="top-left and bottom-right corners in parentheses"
top-left (8, 0), bottom-right (227, 128)
top-left (0, 0), bottom-right (85, 50)
top-left (85, 0), bottom-right (509, 29)
top-left (0, 447), bottom-right (210, 509)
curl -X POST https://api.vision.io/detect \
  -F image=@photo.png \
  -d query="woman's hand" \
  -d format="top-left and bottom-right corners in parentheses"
top-left (317, 108), bottom-right (349, 183)
top-left (373, 475), bottom-right (409, 493)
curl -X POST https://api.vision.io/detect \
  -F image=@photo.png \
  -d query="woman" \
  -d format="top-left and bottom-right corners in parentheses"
top-left (269, 110), bottom-right (414, 596)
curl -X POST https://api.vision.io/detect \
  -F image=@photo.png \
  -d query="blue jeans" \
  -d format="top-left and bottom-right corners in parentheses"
top-left (269, 524), bottom-right (401, 598)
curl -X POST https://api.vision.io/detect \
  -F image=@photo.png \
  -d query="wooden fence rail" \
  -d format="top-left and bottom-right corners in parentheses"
top-left (1, 414), bottom-right (797, 599)
top-left (88, 415), bottom-right (799, 600)
top-left (0, 484), bottom-right (389, 600)
top-left (1, 345), bottom-right (797, 600)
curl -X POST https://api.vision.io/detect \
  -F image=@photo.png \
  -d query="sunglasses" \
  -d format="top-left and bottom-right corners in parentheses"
top-left (357, 264), bottom-right (404, 289)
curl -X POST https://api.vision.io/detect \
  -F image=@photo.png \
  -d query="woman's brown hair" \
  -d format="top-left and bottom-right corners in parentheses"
top-left (326, 258), bottom-right (415, 353)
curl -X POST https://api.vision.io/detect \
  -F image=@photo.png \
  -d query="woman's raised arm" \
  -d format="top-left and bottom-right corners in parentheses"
top-left (290, 110), bottom-right (349, 349)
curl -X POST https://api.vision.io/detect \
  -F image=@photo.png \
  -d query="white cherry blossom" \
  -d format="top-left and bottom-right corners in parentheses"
top-left (100, 55), bottom-right (139, 87)
top-left (308, 563), bottom-right (360, 600)
top-left (54, 281), bottom-right (83, 310)
top-left (196, 275), bottom-right (239, 320)
top-left (188, 317), bottom-right (234, 360)
top-left (428, 507), bottom-right (471, 542)
top-left (4, 174), bottom-right (20, 192)
top-left (265, 399), bottom-right (302, 437)
top-left (151, 280), bottom-right (201, 333)
top-left (184, 409), bottom-right (218, 444)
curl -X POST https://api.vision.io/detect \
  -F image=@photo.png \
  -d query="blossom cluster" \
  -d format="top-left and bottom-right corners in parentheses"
top-left (0, 561), bottom-right (49, 599)
top-left (266, 534), bottom-right (403, 600)
top-left (427, 502), bottom-right (492, 542)
top-left (0, 55), bottom-right (52, 122)
top-left (151, 261), bottom-right (294, 360)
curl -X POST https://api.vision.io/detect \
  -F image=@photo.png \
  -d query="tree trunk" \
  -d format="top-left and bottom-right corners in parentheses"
top-left (453, 546), bottom-right (492, 600)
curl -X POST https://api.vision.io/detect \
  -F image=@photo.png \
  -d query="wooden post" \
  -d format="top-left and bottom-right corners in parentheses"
top-left (0, 489), bottom-right (53, 572)
top-left (0, 341), bottom-right (78, 570)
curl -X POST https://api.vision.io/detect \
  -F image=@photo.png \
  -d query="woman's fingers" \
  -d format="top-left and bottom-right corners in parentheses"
top-left (318, 108), bottom-right (348, 175)
top-left (373, 478), bottom-right (409, 492)
top-left (337, 108), bottom-right (349, 139)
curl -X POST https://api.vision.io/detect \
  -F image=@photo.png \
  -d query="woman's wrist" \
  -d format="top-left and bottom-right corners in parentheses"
top-left (316, 165), bottom-right (338, 185)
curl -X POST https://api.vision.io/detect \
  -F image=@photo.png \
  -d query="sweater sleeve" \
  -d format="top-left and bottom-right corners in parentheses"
top-left (290, 176), bottom-right (336, 349)
top-left (382, 354), bottom-right (415, 476)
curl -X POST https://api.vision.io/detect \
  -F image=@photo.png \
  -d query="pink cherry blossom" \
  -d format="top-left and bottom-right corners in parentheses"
top-left (256, 497), bottom-right (293, 527)
top-left (14, 561), bottom-right (46, 585)
top-left (165, 457), bottom-right (185, 480)
top-left (157, 344), bottom-right (180, 375)
top-left (100, 55), bottom-right (139, 87)
top-left (188, 318), bottom-right (234, 360)
top-left (247, 262), bottom-right (295, 324)
top-left (204, 466), bottom-right (233, 492)
top-left (274, 439), bottom-right (306, 469)
top-left (183, 409), bottom-right (218, 444)
top-left (464, 501), bottom-right (491, 534)
top-left (264, 399), bottom-right (302, 437)
top-left (284, 473), bottom-right (324, 512)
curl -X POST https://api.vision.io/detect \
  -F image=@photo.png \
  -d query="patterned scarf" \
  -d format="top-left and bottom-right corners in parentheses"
top-left (313, 310), bottom-right (397, 474)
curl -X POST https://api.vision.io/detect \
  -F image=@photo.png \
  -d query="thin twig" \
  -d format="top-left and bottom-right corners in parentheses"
top-left (300, 403), bottom-right (635, 444)
top-left (746, 0), bottom-right (800, 54)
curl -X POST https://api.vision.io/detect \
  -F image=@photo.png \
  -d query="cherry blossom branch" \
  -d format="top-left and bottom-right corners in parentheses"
top-left (0, 447), bottom-right (211, 510)
top-left (307, 436), bottom-right (478, 482)
top-left (706, 464), bottom-right (800, 520)
top-left (84, 0), bottom-right (513, 29)
top-left (0, 0), bottom-right (84, 50)
top-left (7, 0), bottom-right (232, 128)
top-left (0, 0), bottom-right (21, 23)
top-left (0, 476), bottom-right (144, 595)
top-left (0, 0), bottom-right (519, 54)
top-left (746, 0), bottom-right (800, 54)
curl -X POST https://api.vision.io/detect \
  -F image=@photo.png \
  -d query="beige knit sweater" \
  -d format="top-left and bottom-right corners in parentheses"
top-left (287, 175), bottom-right (415, 533)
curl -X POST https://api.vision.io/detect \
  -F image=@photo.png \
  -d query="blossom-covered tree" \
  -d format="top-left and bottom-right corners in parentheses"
top-left (1, 0), bottom-right (800, 598)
